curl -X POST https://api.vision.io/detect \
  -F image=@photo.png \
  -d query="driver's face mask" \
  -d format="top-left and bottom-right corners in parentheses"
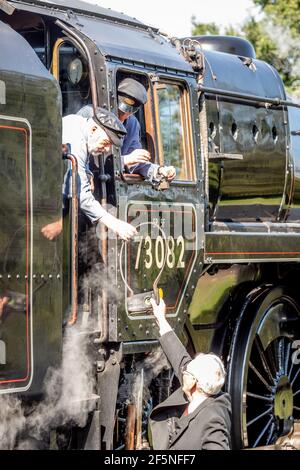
top-left (118, 95), bottom-right (140, 115)
top-left (87, 121), bottom-right (112, 156)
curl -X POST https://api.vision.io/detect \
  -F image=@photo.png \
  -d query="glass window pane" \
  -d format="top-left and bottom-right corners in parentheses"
top-left (157, 83), bottom-right (193, 181)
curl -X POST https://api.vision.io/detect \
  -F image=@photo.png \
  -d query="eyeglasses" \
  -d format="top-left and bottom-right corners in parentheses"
top-left (118, 96), bottom-right (140, 115)
top-left (181, 365), bottom-right (197, 382)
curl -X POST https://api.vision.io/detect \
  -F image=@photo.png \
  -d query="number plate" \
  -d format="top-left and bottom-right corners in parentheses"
top-left (125, 202), bottom-right (197, 317)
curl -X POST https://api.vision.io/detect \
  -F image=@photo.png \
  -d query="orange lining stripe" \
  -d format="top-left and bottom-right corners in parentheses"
top-left (0, 125), bottom-right (30, 386)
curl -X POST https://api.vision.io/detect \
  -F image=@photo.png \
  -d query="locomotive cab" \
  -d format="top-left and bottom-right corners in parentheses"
top-left (0, 0), bottom-right (203, 450)
top-left (1, 0), bottom-right (300, 452)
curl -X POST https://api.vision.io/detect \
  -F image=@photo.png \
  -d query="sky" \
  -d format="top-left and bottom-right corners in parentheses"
top-left (83, 0), bottom-right (259, 37)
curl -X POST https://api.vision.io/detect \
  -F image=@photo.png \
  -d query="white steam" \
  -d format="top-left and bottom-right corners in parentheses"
top-left (0, 326), bottom-right (95, 450)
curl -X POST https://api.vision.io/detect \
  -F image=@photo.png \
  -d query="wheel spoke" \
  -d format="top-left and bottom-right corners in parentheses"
top-left (247, 406), bottom-right (273, 427)
top-left (293, 389), bottom-right (300, 398)
top-left (253, 416), bottom-right (274, 448)
top-left (291, 366), bottom-right (300, 387)
top-left (249, 362), bottom-right (273, 392)
top-left (266, 422), bottom-right (275, 446)
top-left (284, 341), bottom-right (292, 376)
top-left (277, 337), bottom-right (285, 374)
top-left (247, 392), bottom-right (273, 402)
top-left (254, 336), bottom-right (275, 384)
top-left (294, 406), bottom-right (300, 411)
top-left (266, 344), bottom-right (279, 377)
top-left (288, 358), bottom-right (295, 381)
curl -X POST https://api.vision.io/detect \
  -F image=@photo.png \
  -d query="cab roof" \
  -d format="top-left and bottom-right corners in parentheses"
top-left (10, 0), bottom-right (150, 29)
top-left (8, 0), bottom-right (194, 73)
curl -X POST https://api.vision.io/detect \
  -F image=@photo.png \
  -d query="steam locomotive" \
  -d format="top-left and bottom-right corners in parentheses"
top-left (1, 0), bottom-right (300, 450)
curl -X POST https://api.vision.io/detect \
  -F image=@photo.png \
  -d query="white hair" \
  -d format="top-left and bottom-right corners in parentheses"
top-left (188, 353), bottom-right (226, 396)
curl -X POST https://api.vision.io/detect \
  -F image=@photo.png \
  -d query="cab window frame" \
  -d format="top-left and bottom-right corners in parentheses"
top-left (115, 69), bottom-right (157, 183)
top-left (153, 78), bottom-right (196, 183)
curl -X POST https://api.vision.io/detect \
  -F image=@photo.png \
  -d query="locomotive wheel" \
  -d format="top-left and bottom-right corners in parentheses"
top-left (228, 287), bottom-right (300, 449)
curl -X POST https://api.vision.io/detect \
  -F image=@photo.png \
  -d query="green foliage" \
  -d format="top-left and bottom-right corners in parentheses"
top-left (254, 0), bottom-right (300, 35)
top-left (190, 1), bottom-right (300, 95)
top-left (191, 16), bottom-right (220, 36)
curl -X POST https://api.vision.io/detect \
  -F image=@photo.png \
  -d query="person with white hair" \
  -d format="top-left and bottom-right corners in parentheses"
top-left (149, 298), bottom-right (231, 450)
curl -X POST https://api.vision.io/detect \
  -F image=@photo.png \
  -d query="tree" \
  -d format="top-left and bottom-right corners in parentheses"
top-left (254, 0), bottom-right (300, 35)
top-left (191, 16), bottom-right (220, 36)
top-left (190, 1), bottom-right (300, 95)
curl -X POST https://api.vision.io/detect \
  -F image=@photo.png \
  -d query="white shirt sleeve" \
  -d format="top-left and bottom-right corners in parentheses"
top-left (62, 115), bottom-right (108, 223)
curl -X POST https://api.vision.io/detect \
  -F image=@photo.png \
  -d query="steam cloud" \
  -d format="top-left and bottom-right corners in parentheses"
top-left (0, 326), bottom-right (94, 450)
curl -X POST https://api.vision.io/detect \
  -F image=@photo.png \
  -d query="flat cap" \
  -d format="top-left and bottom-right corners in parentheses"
top-left (118, 78), bottom-right (147, 105)
top-left (93, 107), bottom-right (127, 147)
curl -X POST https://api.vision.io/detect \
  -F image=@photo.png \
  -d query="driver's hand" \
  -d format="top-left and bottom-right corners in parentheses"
top-left (41, 218), bottom-right (63, 241)
top-left (100, 213), bottom-right (137, 241)
top-left (157, 166), bottom-right (176, 181)
top-left (0, 297), bottom-right (9, 318)
top-left (123, 149), bottom-right (151, 167)
top-left (115, 220), bottom-right (138, 241)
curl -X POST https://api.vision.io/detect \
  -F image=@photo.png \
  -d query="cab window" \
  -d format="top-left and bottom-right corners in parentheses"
top-left (154, 82), bottom-right (195, 181)
top-left (52, 40), bottom-right (91, 116)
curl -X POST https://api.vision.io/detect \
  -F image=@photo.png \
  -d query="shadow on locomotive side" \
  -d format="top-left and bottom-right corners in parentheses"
top-left (1, 0), bottom-right (300, 450)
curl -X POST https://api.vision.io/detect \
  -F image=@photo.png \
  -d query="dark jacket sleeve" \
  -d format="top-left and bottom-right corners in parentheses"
top-left (201, 399), bottom-right (232, 450)
top-left (201, 416), bottom-right (231, 450)
top-left (159, 330), bottom-right (192, 385)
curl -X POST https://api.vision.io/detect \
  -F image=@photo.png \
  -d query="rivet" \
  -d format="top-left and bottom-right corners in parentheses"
top-left (146, 330), bottom-right (149, 335)
top-left (57, 274), bottom-right (61, 279)
top-left (139, 324), bottom-right (143, 330)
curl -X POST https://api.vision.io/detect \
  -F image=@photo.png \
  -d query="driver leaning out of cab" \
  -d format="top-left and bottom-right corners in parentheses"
top-left (78, 78), bottom-right (176, 184)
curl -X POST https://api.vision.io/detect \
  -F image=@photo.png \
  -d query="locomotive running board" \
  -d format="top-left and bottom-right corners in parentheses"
top-left (208, 152), bottom-right (243, 161)
top-left (205, 232), bottom-right (300, 263)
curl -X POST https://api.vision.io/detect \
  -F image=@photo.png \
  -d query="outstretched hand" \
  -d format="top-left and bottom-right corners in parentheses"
top-left (150, 297), bottom-right (172, 335)
top-left (150, 297), bottom-right (166, 323)
top-left (157, 166), bottom-right (176, 182)
top-left (123, 149), bottom-right (151, 167)
top-left (100, 213), bottom-right (137, 241)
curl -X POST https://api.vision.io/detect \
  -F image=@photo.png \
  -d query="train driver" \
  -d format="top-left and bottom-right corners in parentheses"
top-left (78, 78), bottom-right (176, 184)
top-left (41, 108), bottom-right (138, 242)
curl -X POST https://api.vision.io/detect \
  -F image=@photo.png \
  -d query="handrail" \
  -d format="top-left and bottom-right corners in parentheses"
top-left (63, 153), bottom-right (79, 326)
top-left (198, 84), bottom-right (300, 109)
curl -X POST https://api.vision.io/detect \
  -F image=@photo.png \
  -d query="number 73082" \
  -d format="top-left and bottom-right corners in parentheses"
top-left (134, 235), bottom-right (185, 270)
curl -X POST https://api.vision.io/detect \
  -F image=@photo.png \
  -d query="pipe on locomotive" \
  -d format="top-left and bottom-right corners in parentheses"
top-left (198, 84), bottom-right (300, 109)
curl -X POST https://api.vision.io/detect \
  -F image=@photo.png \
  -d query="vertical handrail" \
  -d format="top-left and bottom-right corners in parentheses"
top-left (98, 152), bottom-right (109, 343)
top-left (63, 152), bottom-right (79, 326)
